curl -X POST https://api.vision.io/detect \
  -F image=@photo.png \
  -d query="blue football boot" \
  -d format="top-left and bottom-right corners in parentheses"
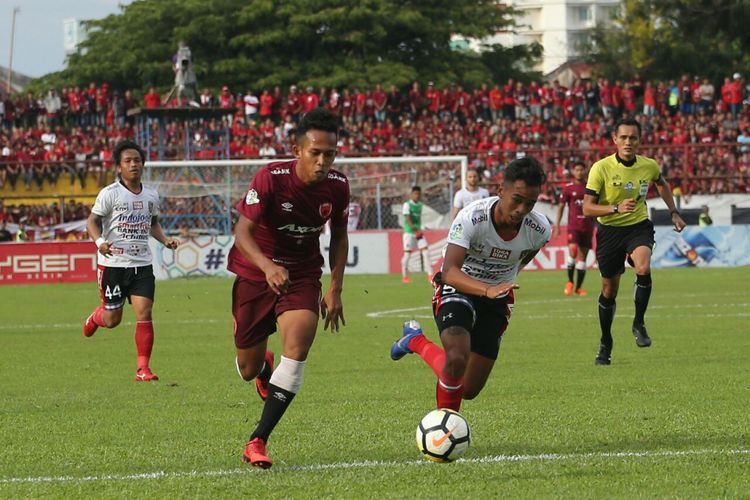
top-left (390, 320), bottom-right (424, 361)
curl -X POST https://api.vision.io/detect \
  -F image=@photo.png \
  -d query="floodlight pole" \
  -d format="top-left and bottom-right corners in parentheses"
top-left (6, 7), bottom-right (20, 95)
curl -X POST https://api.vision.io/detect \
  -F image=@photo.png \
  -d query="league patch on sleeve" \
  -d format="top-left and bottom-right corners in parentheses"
top-left (245, 189), bottom-right (259, 205)
top-left (449, 223), bottom-right (464, 240)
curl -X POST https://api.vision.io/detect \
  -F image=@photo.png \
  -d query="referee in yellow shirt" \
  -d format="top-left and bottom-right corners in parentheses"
top-left (583, 118), bottom-right (686, 365)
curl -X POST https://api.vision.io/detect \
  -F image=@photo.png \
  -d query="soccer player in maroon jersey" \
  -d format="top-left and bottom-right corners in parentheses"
top-left (228, 108), bottom-right (350, 469)
top-left (553, 161), bottom-right (594, 296)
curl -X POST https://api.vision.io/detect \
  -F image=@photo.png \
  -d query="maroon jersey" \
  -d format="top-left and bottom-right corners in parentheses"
top-left (228, 160), bottom-right (350, 281)
top-left (560, 181), bottom-right (594, 232)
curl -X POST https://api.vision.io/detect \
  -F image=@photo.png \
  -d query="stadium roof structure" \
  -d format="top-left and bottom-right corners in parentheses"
top-left (129, 106), bottom-right (234, 161)
top-left (0, 65), bottom-right (33, 95)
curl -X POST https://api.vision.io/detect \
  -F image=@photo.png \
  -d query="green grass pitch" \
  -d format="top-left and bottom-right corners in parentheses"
top-left (1, 268), bottom-right (748, 497)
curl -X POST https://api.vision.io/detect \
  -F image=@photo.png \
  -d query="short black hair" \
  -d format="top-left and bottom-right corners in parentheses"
top-left (613, 117), bottom-right (642, 137)
top-left (411, 185), bottom-right (421, 193)
top-left (113, 140), bottom-right (146, 166)
top-left (295, 108), bottom-right (339, 142)
top-left (504, 156), bottom-right (546, 187)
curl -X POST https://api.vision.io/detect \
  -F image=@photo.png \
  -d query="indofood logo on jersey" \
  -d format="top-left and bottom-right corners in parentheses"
top-left (115, 213), bottom-right (150, 223)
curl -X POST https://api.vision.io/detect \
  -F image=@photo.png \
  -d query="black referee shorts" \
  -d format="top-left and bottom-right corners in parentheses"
top-left (595, 219), bottom-right (655, 278)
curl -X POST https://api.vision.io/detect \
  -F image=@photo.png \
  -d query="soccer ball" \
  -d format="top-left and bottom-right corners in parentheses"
top-left (416, 408), bottom-right (471, 462)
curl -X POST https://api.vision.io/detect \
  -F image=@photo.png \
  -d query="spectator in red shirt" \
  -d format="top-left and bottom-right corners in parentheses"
top-left (386, 84), bottom-right (403, 126)
top-left (144, 87), bottom-right (161, 109)
top-left (259, 89), bottom-right (273, 121)
top-left (302, 86), bottom-right (319, 114)
top-left (729, 73), bottom-right (744, 118)
top-left (372, 84), bottom-right (387, 123)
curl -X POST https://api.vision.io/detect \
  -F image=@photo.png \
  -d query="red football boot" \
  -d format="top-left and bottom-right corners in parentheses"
top-left (243, 437), bottom-right (272, 469)
top-left (83, 311), bottom-right (99, 337)
top-left (135, 367), bottom-right (159, 382)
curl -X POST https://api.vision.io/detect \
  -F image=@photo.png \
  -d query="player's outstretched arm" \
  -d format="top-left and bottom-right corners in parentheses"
top-left (150, 216), bottom-right (180, 249)
top-left (234, 215), bottom-right (290, 295)
top-left (322, 224), bottom-right (348, 332)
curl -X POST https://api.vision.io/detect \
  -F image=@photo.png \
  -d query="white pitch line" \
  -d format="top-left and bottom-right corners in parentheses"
top-left (1, 448), bottom-right (748, 485)
top-left (0, 318), bottom-right (224, 331)
top-left (366, 303), bottom-right (750, 319)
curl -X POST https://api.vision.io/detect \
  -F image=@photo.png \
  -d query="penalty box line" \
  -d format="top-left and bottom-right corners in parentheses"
top-left (1, 448), bottom-right (748, 485)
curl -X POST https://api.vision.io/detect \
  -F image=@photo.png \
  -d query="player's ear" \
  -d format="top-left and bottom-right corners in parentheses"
top-left (292, 142), bottom-right (301, 158)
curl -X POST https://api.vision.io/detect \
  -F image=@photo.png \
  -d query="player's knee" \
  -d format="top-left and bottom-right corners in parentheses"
top-left (237, 364), bottom-right (258, 381)
top-left (634, 262), bottom-right (651, 275)
top-left (102, 311), bottom-right (122, 328)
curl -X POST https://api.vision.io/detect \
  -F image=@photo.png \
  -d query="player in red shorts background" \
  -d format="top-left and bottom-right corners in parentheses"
top-left (553, 161), bottom-right (595, 296)
top-left (226, 108), bottom-right (350, 469)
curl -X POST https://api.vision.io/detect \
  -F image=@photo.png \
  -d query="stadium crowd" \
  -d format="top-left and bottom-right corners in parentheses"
top-left (2, 74), bottom-right (750, 236)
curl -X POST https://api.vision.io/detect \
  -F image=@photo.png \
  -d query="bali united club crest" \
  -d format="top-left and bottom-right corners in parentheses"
top-left (319, 202), bottom-right (332, 218)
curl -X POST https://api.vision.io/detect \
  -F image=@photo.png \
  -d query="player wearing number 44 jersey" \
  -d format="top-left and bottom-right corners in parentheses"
top-left (82, 140), bottom-right (180, 381)
top-left (391, 157), bottom-right (550, 412)
top-left (227, 108), bottom-right (350, 469)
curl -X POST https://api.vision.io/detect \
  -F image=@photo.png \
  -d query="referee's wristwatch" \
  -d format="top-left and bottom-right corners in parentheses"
top-left (612, 204), bottom-right (619, 214)
top-left (670, 209), bottom-right (681, 216)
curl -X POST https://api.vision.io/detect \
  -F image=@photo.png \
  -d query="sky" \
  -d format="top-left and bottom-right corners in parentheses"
top-left (0, 0), bottom-right (133, 78)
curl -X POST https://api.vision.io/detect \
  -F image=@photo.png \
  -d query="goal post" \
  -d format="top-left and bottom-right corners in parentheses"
top-left (145, 155), bottom-right (469, 233)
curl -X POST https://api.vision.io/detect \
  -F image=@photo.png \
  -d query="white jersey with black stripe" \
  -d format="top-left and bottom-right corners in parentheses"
top-left (446, 196), bottom-right (550, 289)
top-left (92, 181), bottom-right (161, 268)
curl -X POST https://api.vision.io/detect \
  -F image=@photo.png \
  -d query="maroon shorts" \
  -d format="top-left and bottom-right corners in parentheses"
top-left (232, 276), bottom-right (322, 349)
top-left (567, 228), bottom-right (594, 249)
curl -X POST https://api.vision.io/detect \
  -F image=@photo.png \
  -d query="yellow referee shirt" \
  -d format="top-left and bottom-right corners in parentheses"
top-left (586, 153), bottom-right (661, 227)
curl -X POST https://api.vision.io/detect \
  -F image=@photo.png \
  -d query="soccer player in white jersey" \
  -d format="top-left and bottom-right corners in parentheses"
top-left (390, 157), bottom-right (550, 411)
top-left (82, 140), bottom-right (180, 381)
top-left (451, 168), bottom-right (490, 220)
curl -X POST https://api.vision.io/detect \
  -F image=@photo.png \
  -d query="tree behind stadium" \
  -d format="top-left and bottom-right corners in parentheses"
top-left (31, 0), bottom-right (542, 93)
top-left (582, 0), bottom-right (750, 81)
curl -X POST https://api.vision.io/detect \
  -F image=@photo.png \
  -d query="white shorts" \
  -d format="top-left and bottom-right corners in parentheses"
top-left (403, 232), bottom-right (428, 251)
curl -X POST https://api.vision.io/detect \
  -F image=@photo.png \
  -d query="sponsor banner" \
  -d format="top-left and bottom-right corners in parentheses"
top-left (386, 229), bottom-right (591, 273)
top-left (0, 241), bottom-right (97, 284)
top-left (8, 226), bottom-right (745, 285)
top-left (151, 235), bottom-right (235, 279)
top-left (320, 232), bottom-right (389, 274)
top-left (652, 225), bottom-right (750, 268)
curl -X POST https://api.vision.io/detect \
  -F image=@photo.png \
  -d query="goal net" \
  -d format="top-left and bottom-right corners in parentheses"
top-left (145, 155), bottom-right (469, 234)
